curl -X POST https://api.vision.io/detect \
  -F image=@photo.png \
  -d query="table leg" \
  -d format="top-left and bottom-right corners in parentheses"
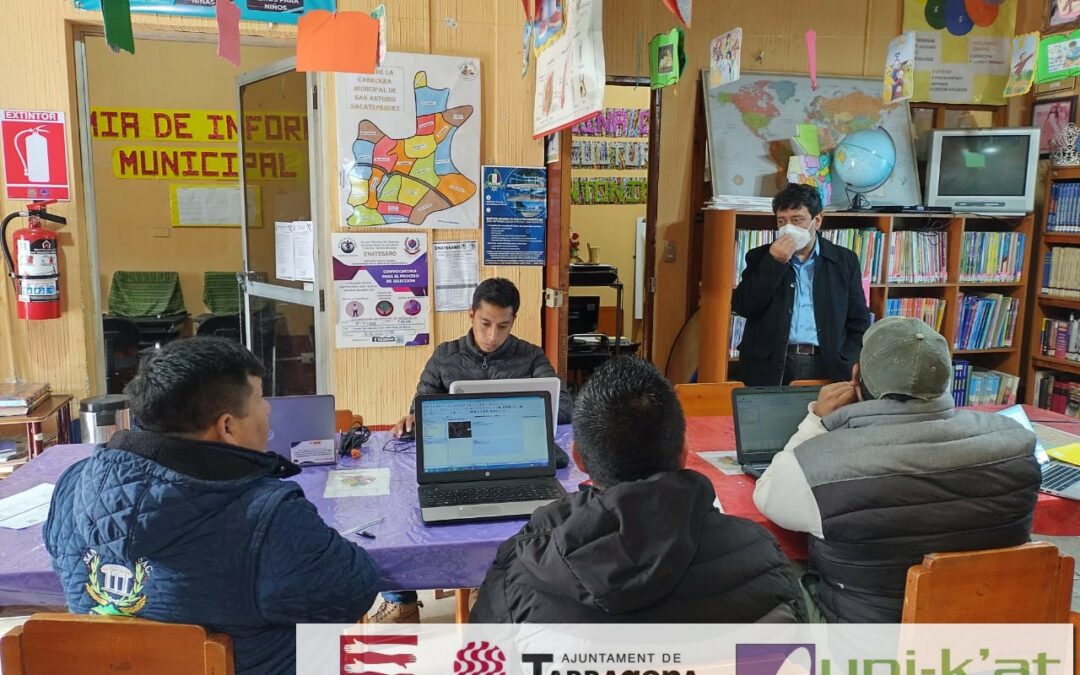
top-left (27, 422), bottom-right (43, 459)
top-left (455, 589), bottom-right (471, 624)
top-left (57, 401), bottom-right (72, 445)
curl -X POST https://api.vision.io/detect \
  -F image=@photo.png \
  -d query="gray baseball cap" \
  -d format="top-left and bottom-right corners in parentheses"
top-left (859, 316), bottom-right (951, 400)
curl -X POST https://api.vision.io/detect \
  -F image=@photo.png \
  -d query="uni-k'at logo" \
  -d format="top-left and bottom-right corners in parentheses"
top-left (737, 644), bottom-right (815, 675)
top-left (82, 549), bottom-right (151, 616)
top-left (454, 641), bottom-right (507, 674)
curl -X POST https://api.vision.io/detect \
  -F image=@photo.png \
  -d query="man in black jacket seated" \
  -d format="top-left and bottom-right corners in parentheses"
top-left (470, 357), bottom-right (806, 623)
top-left (732, 183), bottom-right (871, 386)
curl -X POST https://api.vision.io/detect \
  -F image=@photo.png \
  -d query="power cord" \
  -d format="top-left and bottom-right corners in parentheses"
top-left (339, 422), bottom-right (371, 458)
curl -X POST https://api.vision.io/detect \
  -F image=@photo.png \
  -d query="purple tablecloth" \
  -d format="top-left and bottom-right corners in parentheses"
top-left (0, 427), bottom-right (584, 606)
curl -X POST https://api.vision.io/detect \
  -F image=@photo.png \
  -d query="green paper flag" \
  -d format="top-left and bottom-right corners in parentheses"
top-left (649, 27), bottom-right (685, 89)
top-left (102, 0), bottom-right (135, 54)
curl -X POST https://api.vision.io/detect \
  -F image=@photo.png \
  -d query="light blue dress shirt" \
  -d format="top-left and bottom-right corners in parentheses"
top-left (788, 239), bottom-right (819, 346)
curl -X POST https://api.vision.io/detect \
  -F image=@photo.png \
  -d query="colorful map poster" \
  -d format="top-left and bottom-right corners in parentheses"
top-left (482, 166), bottom-right (547, 266)
top-left (332, 233), bottom-right (430, 349)
top-left (533, 0), bottom-right (606, 138)
top-left (336, 52), bottom-right (480, 229)
top-left (902, 0), bottom-right (1016, 105)
top-left (74, 0), bottom-right (333, 24)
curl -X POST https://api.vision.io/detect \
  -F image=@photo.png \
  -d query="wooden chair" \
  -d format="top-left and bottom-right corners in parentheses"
top-left (674, 382), bottom-right (745, 417)
top-left (789, 379), bottom-right (831, 387)
top-left (335, 409), bottom-right (363, 433)
top-left (1, 613), bottom-right (234, 675)
top-left (902, 541), bottom-right (1074, 623)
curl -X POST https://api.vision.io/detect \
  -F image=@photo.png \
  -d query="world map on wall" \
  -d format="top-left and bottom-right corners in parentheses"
top-left (705, 74), bottom-right (920, 208)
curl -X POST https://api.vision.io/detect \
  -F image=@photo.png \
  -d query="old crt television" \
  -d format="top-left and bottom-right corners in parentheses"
top-left (924, 127), bottom-right (1040, 214)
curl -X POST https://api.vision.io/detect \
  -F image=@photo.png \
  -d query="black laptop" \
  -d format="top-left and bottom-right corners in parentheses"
top-left (733, 386), bottom-right (822, 478)
top-left (415, 391), bottom-right (566, 524)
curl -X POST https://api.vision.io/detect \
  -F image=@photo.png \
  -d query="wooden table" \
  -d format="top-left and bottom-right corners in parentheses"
top-left (0, 395), bottom-right (73, 458)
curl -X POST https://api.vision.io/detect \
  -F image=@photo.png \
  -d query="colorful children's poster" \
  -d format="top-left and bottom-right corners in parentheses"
top-left (1038, 31), bottom-right (1080, 83)
top-left (709, 28), bottom-right (742, 89)
top-left (332, 233), bottom-right (430, 348)
top-left (1004, 32), bottom-right (1039, 96)
top-left (335, 52), bottom-right (481, 229)
top-left (902, 0), bottom-right (1016, 104)
top-left (533, 0), bottom-right (605, 138)
top-left (483, 166), bottom-right (547, 266)
top-left (883, 32), bottom-right (915, 102)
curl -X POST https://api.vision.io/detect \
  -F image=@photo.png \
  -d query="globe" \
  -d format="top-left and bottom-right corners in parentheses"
top-left (833, 127), bottom-right (896, 209)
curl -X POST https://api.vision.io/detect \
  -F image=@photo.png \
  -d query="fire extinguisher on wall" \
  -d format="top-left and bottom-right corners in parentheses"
top-left (1, 200), bottom-right (66, 320)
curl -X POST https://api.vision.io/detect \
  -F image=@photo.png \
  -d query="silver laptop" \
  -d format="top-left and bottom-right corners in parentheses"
top-left (733, 386), bottom-right (822, 479)
top-left (997, 405), bottom-right (1080, 500)
top-left (449, 377), bottom-right (561, 430)
top-left (415, 391), bottom-right (566, 524)
top-left (266, 395), bottom-right (336, 465)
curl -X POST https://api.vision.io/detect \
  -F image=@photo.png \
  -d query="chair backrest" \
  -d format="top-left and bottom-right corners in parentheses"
top-left (789, 378), bottom-right (831, 387)
top-left (109, 271), bottom-right (186, 318)
top-left (203, 272), bottom-right (242, 316)
top-left (0, 613), bottom-right (233, 675)
top-left (674, 381), bottom-right (745, 417)
top-left (902, 541), bottom-right (1074, 623)
top-left (335, 409), bottom-right (364, 433)
top-left (196, 314), bottom-right (242, 342)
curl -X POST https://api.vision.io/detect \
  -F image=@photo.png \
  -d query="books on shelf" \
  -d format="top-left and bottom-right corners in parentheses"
top-left (0, 383), bottom-right (49, 418)
top-left (951, 360), bottom-right (1018, 407)
top-left (1041, 246), bottom-right (1080, 298)
top-left (886, 297), bottom-right (946, 332)
top-left (887, 230), bottom-right (948, 284)
top-left (733, 230), bottom-right (777, 284)
top-left (1037, 316), bottom-right (1080, 361)
top-left (1032, 370), bottom-right (1080, 417)
top-left (730, 315), bottom-right (746, 358)
top-left (958, 231), bottom-right (1025, 283)
top-left (1046, 182), bottom-right (1080, 232)
top-left (953, 292), bottom-right (1019, 350)
top-left (820, 228), bottom-right (885, 283)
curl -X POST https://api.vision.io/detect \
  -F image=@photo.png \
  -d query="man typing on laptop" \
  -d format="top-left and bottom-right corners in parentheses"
top-left (753, 317), bottom-right (1040, 622)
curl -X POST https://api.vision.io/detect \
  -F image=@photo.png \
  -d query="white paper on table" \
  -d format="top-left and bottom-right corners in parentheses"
top-left (0, 483), bottom-right (54, 529)
top-left (698, 450), bottom-right (743, 476)
top-left (292, 221), bottom-right (315, 283)
top-left (323, 468), bottom-right (391, 498)
top-left (433, 240), bottom-right (479, 312)
top-left (275, 221), bottom-right (296, 281)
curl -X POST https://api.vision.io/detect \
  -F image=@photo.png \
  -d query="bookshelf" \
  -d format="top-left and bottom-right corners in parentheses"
top-left (1024, 165), bottom-right (1080, 406)
top-left (698, 209), bottom-right (1035, 385)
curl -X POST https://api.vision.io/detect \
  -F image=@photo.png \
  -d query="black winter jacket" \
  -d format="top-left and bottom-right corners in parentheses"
top-left (410, 332), bottom-right (572, 424)
top-left (469, 470), bottom-right (805, 623)
top-left (732, 237), bottom-right (870, 386)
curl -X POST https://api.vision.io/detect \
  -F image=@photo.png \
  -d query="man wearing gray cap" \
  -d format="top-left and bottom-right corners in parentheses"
top-left (753, 317), bottom-right (1041, 622)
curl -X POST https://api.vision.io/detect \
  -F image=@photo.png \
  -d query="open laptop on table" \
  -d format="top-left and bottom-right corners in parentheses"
top-left (266, 395), bottom-right (337, 466)
top-left (733, 386), bottom-right (822, 479)
top-left (997, 405), bottom-right (1080, 500)
top-left (416, 391), bottom-right (567, 524)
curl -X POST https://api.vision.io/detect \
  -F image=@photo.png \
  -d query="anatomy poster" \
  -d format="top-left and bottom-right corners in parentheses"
top-left (333, 233), bottom-right (430, 348)
top-left (336, 52), bottom-right (480, 229)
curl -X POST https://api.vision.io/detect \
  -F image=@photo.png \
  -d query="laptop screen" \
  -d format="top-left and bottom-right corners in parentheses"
top-left (734, 387), bottom-right (821, 463)
top-left (419, 394), bottom-right (551, 474)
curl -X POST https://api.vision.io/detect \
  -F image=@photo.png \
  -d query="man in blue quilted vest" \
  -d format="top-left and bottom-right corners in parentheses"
top-left (44, 337), bottom-right (377, 674)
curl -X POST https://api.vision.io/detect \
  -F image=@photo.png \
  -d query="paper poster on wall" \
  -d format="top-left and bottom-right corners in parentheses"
top-left (74, 0), bottom-right (334, 25)
top-left (332, 233), bottom-right (429, 348)
top-left (336, 52), bottom-right (481, 229)
top-left (571, 108), bottom-right (649, 137)
top-left (433, 240), bottom-right (479, 312)
top-left (902, 0), bottom-right (1016, 104)
top-left (709, 28), bottom-right (742, 89)
top-left (1004, 32), bottom-right (1039, 96)
top-left (274, 221), bottom-right (314, 282)
top-left (0, 110), bottom-right (70, 201)
top-left (482, 166), bottom-right (547, 266)
top-left (649, 28), bottom-right (685, 90)
top-left (169, 185), bottom-right (261, 228)
top-left (883, 32), bottom-right (915, 102)
top-left (533, 0), bottom-right (605, 138)
top-left (1037, 31), bottom-right (1080, 84)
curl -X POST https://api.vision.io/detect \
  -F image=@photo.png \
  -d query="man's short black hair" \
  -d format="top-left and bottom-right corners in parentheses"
top-left (471, 278), bottom-right (521, 315)
top-left (572, 356), bottom-right (685, 487)
top-left (125, 337), bottom-right (267, 435)
top-left (772, 182), bottom-right (823, 218)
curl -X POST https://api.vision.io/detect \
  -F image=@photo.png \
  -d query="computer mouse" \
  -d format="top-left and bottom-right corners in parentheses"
top-left (397, 429), bottom-right (415, 442)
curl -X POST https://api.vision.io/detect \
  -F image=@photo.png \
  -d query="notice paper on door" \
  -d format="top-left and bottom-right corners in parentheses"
top-left (274, 220), bottom-right (315, 282)
top-left (0, 483), bottom-right (54, 529)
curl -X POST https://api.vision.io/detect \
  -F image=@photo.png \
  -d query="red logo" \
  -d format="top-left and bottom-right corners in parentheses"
top-left (453, 641), bottom-right (507, 675)
top-left (341, 634), bottom-right (418, 675)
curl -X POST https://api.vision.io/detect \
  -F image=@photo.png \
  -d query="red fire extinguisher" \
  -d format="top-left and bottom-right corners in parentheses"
top-left (1, 200), bottom-right (66, 320)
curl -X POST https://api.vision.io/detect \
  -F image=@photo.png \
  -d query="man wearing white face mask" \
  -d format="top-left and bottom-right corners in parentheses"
top-left (732, 183), bottom-right (871, 386)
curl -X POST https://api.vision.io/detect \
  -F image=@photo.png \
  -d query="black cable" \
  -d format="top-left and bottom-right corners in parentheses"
top-left (338, 422), bottom-right (371, 457)
top-left (381, 436), bottom-right (416, 453)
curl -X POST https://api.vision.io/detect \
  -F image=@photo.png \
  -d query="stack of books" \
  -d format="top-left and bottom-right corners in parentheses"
top-left (821, 228), bottom-right (885, 283)
top-left (953, 292), bottom-right (1019, 350)
top-left (1041, 247), bottom-right (1080, 298)
top-left (0, 383), bottom-right (49, 418)
top-left (1032, 371), bottom-right (1080, 416)
top-left (1046, 182), bottom-right (1080, 232)
top-left (958, 232), bottom-right (1025, 283)
top-left (951, 361), bottom-right (1019, 406)
top-left (732, 230), bottom-right (776, 283)
top-left (887, 230), bottom-right (948, 284)
top-left (885, 297), bottom-right (946, 332)
top-left (1037, 316), bottom-right (1080, 361)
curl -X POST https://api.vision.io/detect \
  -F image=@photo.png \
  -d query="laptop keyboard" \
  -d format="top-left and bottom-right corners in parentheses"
top-left (420, 482), bottom-right (563, 508)
top-left (1041, 462), bottom-right (1080, 492)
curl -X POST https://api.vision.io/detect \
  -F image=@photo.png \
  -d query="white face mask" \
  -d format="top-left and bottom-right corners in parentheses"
top-left (777, 223), bottom-right (813, 249)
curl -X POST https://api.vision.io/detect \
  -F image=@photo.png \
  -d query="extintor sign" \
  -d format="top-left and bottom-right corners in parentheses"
top-left (1, 110), bottom-right (71, 201)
